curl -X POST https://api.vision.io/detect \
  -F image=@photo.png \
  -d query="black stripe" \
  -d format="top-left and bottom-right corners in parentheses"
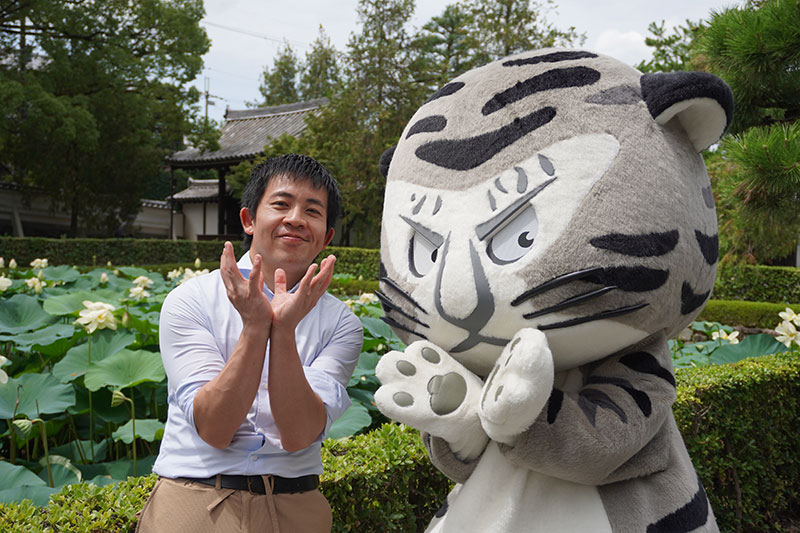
top-left (578, 389), bottom-right (627, 426)
top-left (379, 276), bottom-right (429, 314)
top-left (522, 286), bottom-right (616, 320)
top-left (512, 267), bottom-right (604, 306)
top-left (620, 352), bottom-right (676, 387)
top-left (547, 388), bottom-right (563, 424)
top-left (681, 281), bottom-right (710, 315)
top-left (694, 230), bottom-right (719, 265)
top-left (647, 476), bottom-right (710, 533)
top-left (434, 498), bottom-right (449, 518)
top-left (482, 67), bottom-right (601, 115)
top-left (586, 376), bottom-right (652, 417)
top-left (415, 107), bottom-right (556, 170)
top-left (425, 81), bottom-right (465, 104)
top-left (374, 290), bottom-right (429, 329)
top-left (584, 266), bottom-right (669, 292)
top-left (701, 186), bottom-right (715, 208)
top-left (590, 230), bottom-right (679, 257)
top-left (407, 115), bottom-right (447, 138)
top-left (538, 303), bottom-right (647, 331)
top-left (380, 315), bottom-right (427, 339)
top-left (502, 50), bottom-right (598, 67)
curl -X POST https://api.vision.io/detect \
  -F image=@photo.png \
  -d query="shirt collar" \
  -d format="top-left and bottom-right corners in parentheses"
top-left (236, 251), bottom-right (301, 295)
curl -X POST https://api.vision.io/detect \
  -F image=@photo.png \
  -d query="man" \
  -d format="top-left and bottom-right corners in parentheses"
top-left (137, 154), bottom-right (363, 532)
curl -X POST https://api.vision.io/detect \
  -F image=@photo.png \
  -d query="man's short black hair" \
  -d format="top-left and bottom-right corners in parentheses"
top-left (241, 154), bottom-right (342, 250)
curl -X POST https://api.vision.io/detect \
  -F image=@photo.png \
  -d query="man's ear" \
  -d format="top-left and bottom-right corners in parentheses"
top-left (240, 207), bottom-right (254, 235)
top-left (323, 227), bottom-right (335, 248)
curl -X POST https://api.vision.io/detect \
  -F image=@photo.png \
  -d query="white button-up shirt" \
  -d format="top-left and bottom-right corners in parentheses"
top-left (153, 253), bottom-right (363, 478)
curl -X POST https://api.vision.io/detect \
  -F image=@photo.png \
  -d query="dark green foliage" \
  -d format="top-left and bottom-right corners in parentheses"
top-left (321, 424), bottom-right (451, 532)
top-left (321, 246), bottom-right (380, 280)
top-left (327, 279), bottom-right (379, 297)
top-left (713, 263), bottom-right (800, 303)
top-left (3, 355), bottom-right (798, 532)
top-left (0, 237), bottom-right (228, 266)
top-left (636, 19), bottom-right (703, 73)
top-left (699, 299), bottom-right (800, 329)
top-left (675, 351), bottom-right (800, 532)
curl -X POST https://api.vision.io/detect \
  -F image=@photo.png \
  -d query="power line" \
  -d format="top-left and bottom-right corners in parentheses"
top-left (201, 20), bottom-right (308, 49)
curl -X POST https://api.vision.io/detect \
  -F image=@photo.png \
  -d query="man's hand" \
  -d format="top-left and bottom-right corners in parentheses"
top-left (270, 254), bottom-right (336, 330)
top-left (219, 241), bottom-right (273, 332)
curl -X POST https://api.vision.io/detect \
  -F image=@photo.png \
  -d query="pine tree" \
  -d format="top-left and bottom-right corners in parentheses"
top-left (299, 26), bottom-right (341, 100)
top-left (256, 42), bottom-right (300, 106)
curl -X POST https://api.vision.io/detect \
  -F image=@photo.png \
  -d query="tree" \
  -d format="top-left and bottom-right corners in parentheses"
top-left (694, 0), bottom-right (800, 263)
top-left (255, 41), bottom-right (301, 107)
top-left (409, 3), bottom-right (482, 89)
top-left (0, 0), bottom-right (211, 236)
top-left (636, 19), bottom-right (704, 73)
top-left (299, 26), bottom-right (341, 100)
top-left (464, 0), bottom-right (584, 63)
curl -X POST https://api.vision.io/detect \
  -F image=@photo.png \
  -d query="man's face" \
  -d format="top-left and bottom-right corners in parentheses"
top-left (241, 174), bottom-right (334, 285)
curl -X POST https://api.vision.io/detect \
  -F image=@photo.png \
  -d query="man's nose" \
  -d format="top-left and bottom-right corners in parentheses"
top-left (283, 205), bottom-right (305, 226)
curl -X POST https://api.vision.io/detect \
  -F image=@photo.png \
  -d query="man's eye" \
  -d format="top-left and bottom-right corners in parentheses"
top-left (409, 232), bottom-right (440, 277)
top-left (486, 204), bottom-right (538, 265)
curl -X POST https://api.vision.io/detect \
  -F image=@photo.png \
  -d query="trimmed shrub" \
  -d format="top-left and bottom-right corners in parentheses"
top-left (0, 237), bottom-right (380, 278)
top-left (698, 299), bottom-right (800, 329)
top-left (714, 263), bottom-right (800, 303)
top-left (675, 351), bottom-right (800, 532)
top-left (2, 353), bottom-right (797, 532)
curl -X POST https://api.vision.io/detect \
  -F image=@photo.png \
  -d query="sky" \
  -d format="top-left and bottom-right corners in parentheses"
top-left (194, 0), bottom-right (741, 123)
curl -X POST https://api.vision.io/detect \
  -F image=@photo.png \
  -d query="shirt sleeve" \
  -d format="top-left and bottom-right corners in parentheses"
top-left (302, 305), bottom-right (363, 437)
top-left (158, 280), bottom-right (227, 431)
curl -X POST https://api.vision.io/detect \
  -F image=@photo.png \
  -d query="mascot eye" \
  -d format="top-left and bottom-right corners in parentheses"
top-left (487, 205), bottom-right (538, 265)
top-left (409, 232), bottom-right (440, 277)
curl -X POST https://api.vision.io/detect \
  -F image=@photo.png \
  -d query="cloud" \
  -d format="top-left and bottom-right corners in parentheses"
top-left (592, 29), bottom-right (650, 67)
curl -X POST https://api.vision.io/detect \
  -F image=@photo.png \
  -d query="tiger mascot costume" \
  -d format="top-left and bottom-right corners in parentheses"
top-left (374, 49), bottom-right (732, 532)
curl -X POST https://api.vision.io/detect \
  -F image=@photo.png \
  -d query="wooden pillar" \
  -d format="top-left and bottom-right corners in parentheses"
top-left (169, 167), bottom-right (175, 240)
top-left (217, 167), bottom-right (227, 236)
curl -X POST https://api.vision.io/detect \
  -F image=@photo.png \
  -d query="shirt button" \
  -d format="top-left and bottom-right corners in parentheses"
top-left (251, 455), bottom-right (258, 462)
top-left (262, 383), bottom-right (268, 390)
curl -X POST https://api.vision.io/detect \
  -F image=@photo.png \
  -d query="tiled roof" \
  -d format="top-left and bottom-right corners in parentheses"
top-left (169, 178), bottom-right (230, 203)
top-left (166, 98), bottom-right (326, 168)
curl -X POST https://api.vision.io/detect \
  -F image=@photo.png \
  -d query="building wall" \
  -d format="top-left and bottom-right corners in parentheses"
top-left (181, 202), bottom-right (217, 241)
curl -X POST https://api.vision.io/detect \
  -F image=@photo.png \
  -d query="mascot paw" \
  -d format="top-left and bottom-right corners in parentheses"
top-left (478, 328), bottom-right (555, 444)
top-left (376, 341), bottom-right (488, 456)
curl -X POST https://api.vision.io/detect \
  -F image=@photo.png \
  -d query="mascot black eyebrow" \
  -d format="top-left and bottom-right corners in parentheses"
top-left (374, 48), bottom-right (732, 532)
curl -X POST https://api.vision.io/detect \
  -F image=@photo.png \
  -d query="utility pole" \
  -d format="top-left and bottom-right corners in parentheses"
top-left (204, 77), bottom-right (223, 120)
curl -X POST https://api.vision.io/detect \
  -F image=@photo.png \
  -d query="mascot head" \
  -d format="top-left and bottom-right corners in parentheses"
top-left (378, 49), bottom-right (733, 376)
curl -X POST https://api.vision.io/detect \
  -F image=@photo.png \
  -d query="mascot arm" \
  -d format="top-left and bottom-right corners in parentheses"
top-left (499, 338), bottom-right (677, 485)
top-left (423, 432), bottom-right (483, 484)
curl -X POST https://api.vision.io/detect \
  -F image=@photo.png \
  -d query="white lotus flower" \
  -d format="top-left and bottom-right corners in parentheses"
top-left (0, 275), bottom-right (11, 292)
top-left (30, 258), bottom-right (48, 269)
top-left (75, 300), bottom-right (117, 334)
top-left (343, 299), bottom-right (354, 310)
top-left (25, 277), bottom-right (43, 294)
top-left (0, 257), bottom-right (4, 268)
top-left (100, 272), bottom-right (109, 283)
top-left (357, 293), bottom-right (379, 305)
top-left (167, 268), bottom-right (182, 280)
top-left (711, 330), bottom-right (739, 344)
top-left (9, 259), bottom-right (17, 269)
top-left (0, 354), bottom-right (9, 384)
top-left (129, 286), bottom-right (150, 301)
top-left (775, 320), bottom-right (799, 348)
top-left (779, 307), bottom-right (800, 327)
top-left (179, 267), bottom-right (209, 284)
top-left (132, 275), bottom-right (154, 288)
top-left (194, 257), bottom-right (201, 269)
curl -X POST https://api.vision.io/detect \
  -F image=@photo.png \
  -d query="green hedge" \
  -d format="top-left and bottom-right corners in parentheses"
top-left (675, 351), bottom-right (800, 532)
top-left (698, 299), bottom-right (799, 329)
top-left (2, 353), bottom-right (797, 532)
top-left (714, 263), bottom-right (800, 303)
top-left (0, 237), bottom-right (380, 278)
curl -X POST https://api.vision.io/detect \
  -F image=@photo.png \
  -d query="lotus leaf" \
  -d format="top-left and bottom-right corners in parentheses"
top-left (53, 330), bottom-right (137, 383)
top-left (112, 418), bottom-right (165, 443)
top-left (0, 373), bottom-right (76, 418)
top-left (0, 294), bottom-right (58, 333)
top-left (327, 402), bottom-right (371, 440)
top-left (83, 349), bottom-right (164, 391)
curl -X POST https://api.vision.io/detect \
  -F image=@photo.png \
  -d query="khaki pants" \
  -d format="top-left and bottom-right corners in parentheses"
top-left (136, 477), bottom-right (332, 533)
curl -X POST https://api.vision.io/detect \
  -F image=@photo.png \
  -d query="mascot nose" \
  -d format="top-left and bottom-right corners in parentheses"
top-left (434, 237), bottom-right (495, 333)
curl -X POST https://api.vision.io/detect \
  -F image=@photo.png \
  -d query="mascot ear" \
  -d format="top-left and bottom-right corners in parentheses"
top-left (379, 145), bottom-right (396, 179)
top-left (641, 72), bottom-right (734, 152)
